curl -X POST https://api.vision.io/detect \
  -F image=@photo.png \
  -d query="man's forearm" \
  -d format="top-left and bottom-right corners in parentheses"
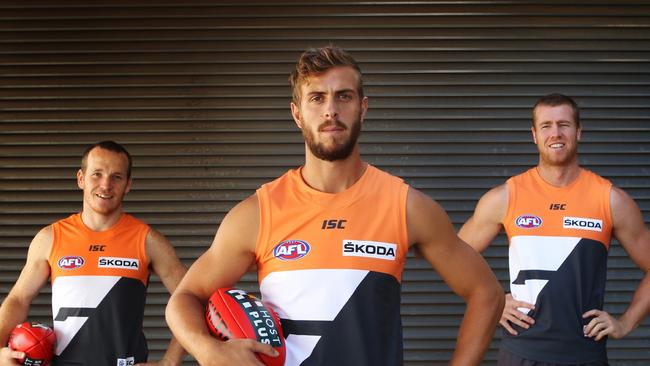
top-left (450, 286), bottom-right (504, 365)
top-left (0, 296), bottom-right (30, 345)
top-left (160, 336), bottom-right (185, 366)
top-left (620, 272), bottom-right (650, 335)
top-left (165, 291), bottom-right (217, 362)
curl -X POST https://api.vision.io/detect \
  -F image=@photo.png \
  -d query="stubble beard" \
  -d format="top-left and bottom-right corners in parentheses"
top-left (539, 141), bottom-right (579, 167)
top-left (302, 114), bottom-right (362, 162)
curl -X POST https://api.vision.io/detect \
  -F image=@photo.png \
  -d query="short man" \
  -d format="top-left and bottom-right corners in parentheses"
top-left (0, 141), bottom-right (187, 366)
top-left (166, 46), bottom-right (504, 366)
top-left (459, 93), bottom-right (650, 365)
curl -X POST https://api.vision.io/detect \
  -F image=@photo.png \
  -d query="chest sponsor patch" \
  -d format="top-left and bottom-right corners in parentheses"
top-left (563, 216), bottom-right (603, 232)
top-left (98, 256), bottom-right (140, 270)
top-left (58, 256), bottom-right (85, 270)
top-left (273, 240), bottom-right (310, 260)
top-left (342, 240), bottom-right (397, 261)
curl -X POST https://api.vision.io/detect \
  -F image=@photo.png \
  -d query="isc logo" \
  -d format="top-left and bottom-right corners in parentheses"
top-left (58, 256), bottom-right (85, 270)
top-left (273, 240), bottom-right (310, 260)
top-left (321, 219), bottom-right (346, 229)
top-left (515, 215), bottom-right (542, 229)
top-left (88, 244), bottom-right (106, 252)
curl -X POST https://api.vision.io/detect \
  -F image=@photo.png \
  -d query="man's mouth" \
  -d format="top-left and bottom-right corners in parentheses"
top-left (96, 193), bottom-right (113, 200)
top-left (319, 120), bottom-right (346, 132)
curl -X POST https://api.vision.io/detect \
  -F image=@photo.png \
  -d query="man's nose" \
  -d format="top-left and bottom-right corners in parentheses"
top-left (324, 99), bottom-right (339, 119)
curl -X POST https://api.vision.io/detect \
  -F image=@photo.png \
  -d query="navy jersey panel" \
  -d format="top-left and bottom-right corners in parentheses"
top-left (52, 277), bottom-right (148, 366)
top-left (285, 271), bottom-right (403, 366)
top-left (502, 239), bottom-right (608, 363)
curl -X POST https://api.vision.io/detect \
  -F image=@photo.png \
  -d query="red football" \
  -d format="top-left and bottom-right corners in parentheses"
top-left (8, 321), bottom-right (57, 366)
top-left (205, 288), bottom-right (286, 366)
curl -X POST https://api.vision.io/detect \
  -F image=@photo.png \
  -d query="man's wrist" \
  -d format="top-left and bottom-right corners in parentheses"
top-left (619, 314), bottom-right (636, 337)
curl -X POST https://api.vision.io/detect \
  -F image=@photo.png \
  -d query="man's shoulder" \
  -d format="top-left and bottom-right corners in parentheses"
top-left (580, 168), bottom-right (613, 188)
top-left (52, 212), bottom-right (80, 226)
top-left (259, 167), bottom-right (299, 191)
top-left (120, 212), bottom-right (151, 229)
top-left (368, 164), bottom-right (407, 186)
top-left (507, 167), bottom-right (536, 183)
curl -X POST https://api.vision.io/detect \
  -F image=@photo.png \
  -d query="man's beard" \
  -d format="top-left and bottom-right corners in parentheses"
top-left (302, 114), bottom-right (362, 162)
top-left (539, 141), bottom-right (579, 167)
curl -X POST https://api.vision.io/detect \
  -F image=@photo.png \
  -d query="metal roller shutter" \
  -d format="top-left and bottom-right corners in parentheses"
top-left (1, 1), bottom-right (649, 364)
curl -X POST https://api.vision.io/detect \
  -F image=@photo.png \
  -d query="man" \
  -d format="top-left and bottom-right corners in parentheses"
top-left (0, 141), bottom-right (186, 366)
top-left (166, 46), bottom-right (503, 366)
top-left (459, 93), bottom-right (650, 365)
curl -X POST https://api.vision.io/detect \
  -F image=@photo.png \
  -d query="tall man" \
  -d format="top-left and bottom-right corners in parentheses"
top-left (0, 141), bottom-right (186, 366)
top-left (459, 93), bottom-right (650, 365)
top-left (166, 46), bottom-right (504, 366)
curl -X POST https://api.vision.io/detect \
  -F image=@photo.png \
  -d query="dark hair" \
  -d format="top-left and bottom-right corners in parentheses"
top-left (532, 93), bottom-right (580, 127)
top-left (289, 45), bottom-right (364, 104)
top-left (81, 140), bottom-right (132, 179)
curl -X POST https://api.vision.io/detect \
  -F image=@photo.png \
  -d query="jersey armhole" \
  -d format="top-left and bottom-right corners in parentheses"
top-left (604, 182), bottom-right (614, 249)
top-left (254, 188), bottom-right (270, 263)
top-left (141, 225), bottom-right (151, 271)
top-left (47, 223), bottom-right (59, 282)
top-left (502, 179), bottom-right (516, 235)
top-left (397, 182), bottom-right (409, 257)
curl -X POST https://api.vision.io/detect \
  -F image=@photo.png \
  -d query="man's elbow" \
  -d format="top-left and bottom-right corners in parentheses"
top-left (165, 290), bottom-right (185, 329)
top-left (467, 278), bottom-right (505, 316)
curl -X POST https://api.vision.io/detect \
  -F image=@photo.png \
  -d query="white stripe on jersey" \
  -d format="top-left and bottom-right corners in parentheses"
top-left (51, 276), bottom-right (120, 355)
top-left (509, 236), bottom-right (580, 314)
top-left (260, 269), bottom-right (369, 365)
top-left (260, 269), bottom-right (368, 321)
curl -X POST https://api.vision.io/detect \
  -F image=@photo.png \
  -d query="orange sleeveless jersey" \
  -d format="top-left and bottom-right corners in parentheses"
top-left (255, 165), bottom-right (409, 366)
top-left (48, 213), bottom-right (150, 366)
top-left (501, 168), bottom-right (613, 363)
top-left (503, 168), bottom-right (612, 246)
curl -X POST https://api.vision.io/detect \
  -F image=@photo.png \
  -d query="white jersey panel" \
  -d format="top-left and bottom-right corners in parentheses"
top-left (509, 236), bottom-right (580, 314)
top-left (260, 269), bottom-right (368, 320)
top-left (51, 275), bottom-right (120, 355)
top-left (284, 335), bottom-right (321, 366)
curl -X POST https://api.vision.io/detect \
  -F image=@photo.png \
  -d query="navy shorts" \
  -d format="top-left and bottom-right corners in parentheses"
top-left (497, 347), bottom-right (609, 366)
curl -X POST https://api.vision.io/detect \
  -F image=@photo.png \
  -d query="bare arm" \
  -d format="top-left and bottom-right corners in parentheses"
top-left (458, 184), bottom-right (536, 335)
top-left (165, 195), bottom-right (277, 366)
top-left (408, 188), bottom-right (504, 365)
top-left (457, 183), bottom-right (508, 253)
top-left (136, 229), bottom-right (187, 366)
top-left (0, 227), bottom-right (52, 365)
top-left (583, 186), bottom-right (650, 340)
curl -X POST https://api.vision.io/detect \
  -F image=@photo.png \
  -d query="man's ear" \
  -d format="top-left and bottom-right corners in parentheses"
top-left (360, 96), bottom-right (368, 123)
top-left (291, 102), bottom-right (303, 129)
top-left (76, 169), bottom-right (84, 189)
top-left (531, 126), bottom-right (537, 144)
top-left (125, 177), bottom-right (132, 195)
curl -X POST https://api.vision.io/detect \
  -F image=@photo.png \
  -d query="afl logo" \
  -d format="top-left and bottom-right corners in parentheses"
top-left (58, 256), bottom-right (85, 270)
top-left (516, 215), bottom-right (542, 229)
top-left (273, 240), bottom-right (310, 260)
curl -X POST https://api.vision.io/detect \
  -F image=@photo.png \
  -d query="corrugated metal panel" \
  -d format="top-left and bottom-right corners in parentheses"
top-left (1, 1), bottom-right (649, 364)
